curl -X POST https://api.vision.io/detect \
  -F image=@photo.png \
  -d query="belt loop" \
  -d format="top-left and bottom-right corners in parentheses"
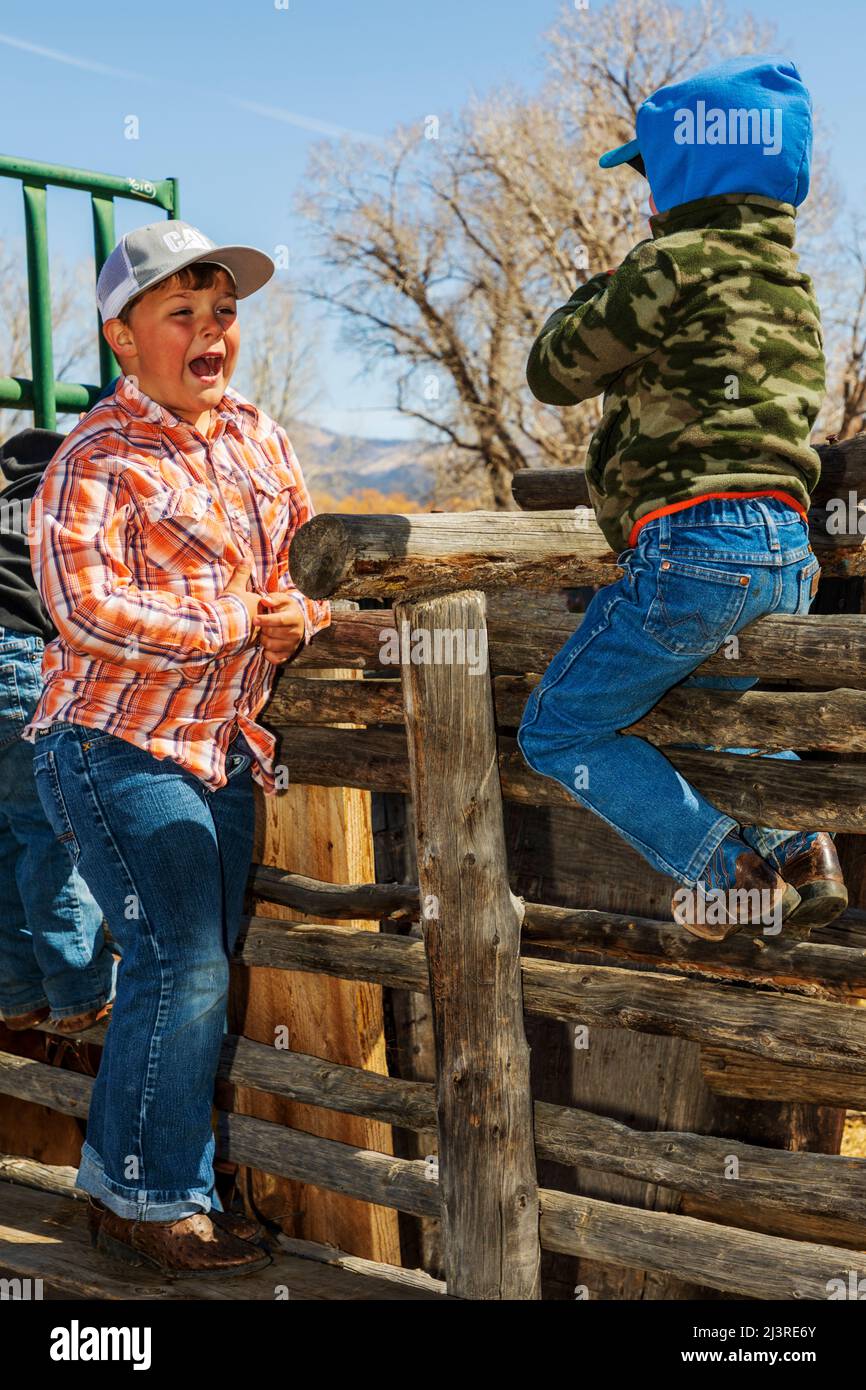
top-left (760, 498), bottom-right (781, 553)
top-left (658, 512), bottom-right (671, 551)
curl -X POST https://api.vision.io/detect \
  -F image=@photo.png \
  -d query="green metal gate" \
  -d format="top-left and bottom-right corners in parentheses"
top-left (0, 155), bottom-right (179, 428)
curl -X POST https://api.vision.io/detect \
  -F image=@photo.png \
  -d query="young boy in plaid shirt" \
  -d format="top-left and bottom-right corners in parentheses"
top-left (23, 219), bottom-right (329, 1276)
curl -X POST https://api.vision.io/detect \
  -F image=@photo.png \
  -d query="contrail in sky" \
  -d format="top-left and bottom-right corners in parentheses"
top-left (0, 31), bottom-right (383, 143)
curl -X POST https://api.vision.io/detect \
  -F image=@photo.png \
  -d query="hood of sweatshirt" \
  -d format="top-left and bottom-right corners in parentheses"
top-left (601, 55), bottom-right (813, 214)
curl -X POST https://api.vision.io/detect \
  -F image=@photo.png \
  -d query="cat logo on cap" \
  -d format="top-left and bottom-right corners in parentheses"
top-left (163, 228), bottom-right (212, 255)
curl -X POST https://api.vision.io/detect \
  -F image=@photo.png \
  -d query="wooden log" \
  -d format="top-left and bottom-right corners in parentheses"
top-left (244, 865), bottom-right (866, 997)
top-left (537, 1189), bottom-right (866, 1301)
top-left (270, 673), bottom-right (866, 755)
top-left (289, 511), bottom-right (621, 599)
top-left (272, 1233), bottom-right (449, 1296)
top-left (289, 502), bottom-right (866, 602)
top-left (289, 601), bottom-right (866, 686)
top-left (270, 726), bottom-right (866, 833)
top-left (249, 863), bottom-right (417, 922)
top-left (511, 432), bottom-right (866, 512)
top-left (617, 685), bottom-right (866, 753)
top-left (241, 916), bottom-right (866, 1079)
top-left (520, 956), bottom-right (866, 1072)
top-left (701, 1047), bottom-right (866, 1107)
top-left (677, 1192), bottom-right (866, 1257)
top-left (395, 587), bottom-right (541, 1300)
top-left (238, 918), bottom-right (429, 989)
top-left (369, 789), bottom-right (442, 1277)
top-left (521, 902), bottom-right (866, 996)
top-left (4, 1047), bottom-right (866, 1224)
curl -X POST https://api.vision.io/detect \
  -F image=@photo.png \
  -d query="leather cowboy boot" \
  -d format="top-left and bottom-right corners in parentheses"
top-left (1, 1005), bottom-right (50, 1031)
top-left (51, 1000), bottom-right (114, 1036)
top-left (95, 1206), bottom-right (272, 1277)
top-left (86, 1195), bottom-right (265, 1247)
top-left (672, 829), bottom-right (801, 941)
top-left (772, 832), bottom-right (848, 932)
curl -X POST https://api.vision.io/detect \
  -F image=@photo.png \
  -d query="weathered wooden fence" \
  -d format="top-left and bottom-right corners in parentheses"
top-left (3, 433), bottom-right (866, 1300)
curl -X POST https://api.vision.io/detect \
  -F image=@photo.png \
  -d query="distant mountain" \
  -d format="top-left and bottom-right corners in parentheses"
top-left (288, 420), bottom-right (444, 503)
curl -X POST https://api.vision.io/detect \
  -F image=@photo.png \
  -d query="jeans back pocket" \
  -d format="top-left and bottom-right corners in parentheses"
top-left (32, 747), bottom-right (81, 864)
top-left (642, 557), bottom-right (751, 657)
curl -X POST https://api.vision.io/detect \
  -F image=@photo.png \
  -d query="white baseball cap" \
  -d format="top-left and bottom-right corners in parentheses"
top-left (96, 219), bottom-right (275, 321)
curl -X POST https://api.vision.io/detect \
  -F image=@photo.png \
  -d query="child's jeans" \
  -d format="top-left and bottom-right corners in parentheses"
top-left (0, 627), bottom-right (114, 1020)
top-left (31, 721), bottom-right (255, 1222)
top-left (517, 496), bottom-right (822, 888)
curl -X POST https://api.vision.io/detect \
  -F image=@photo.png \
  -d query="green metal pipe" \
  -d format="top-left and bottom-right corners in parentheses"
top-left (22, 181), bottom-right (56, 429)
top-left (0, 377), bottom-right (102, 414)
top-left (91, 194), bottom-right (120, 386)
top-left (0, 156), bottom-right (179, 428)
top-left (0, 155), bottom-right (176, 211)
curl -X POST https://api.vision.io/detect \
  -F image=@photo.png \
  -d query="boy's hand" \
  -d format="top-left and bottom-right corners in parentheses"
top-left (222, 554), bottom-right (262, 627)
top-left (253, 591), bottom-right (306, 664)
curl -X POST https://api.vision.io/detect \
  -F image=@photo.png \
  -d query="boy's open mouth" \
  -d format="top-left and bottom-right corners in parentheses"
top-left (188, 353), bottom-right (224, 381)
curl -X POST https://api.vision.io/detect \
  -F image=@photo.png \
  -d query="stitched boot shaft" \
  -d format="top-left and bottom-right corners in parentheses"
top-left (771, 831), bottom-right (820, 871)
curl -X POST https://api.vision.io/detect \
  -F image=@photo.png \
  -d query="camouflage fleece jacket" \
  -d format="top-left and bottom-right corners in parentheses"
top-left (526, 192), bottom-right (826, 553)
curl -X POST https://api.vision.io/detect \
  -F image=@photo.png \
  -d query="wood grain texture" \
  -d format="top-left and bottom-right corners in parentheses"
top-left (396, 588), bottom-right (541, 1299)
top-left (289, 458), bottom-right (866, 601)
top-left (267, 725), bottom-right (866, 833)
top-left (289, 601), bottom-right (866, 686)
top-left (269, 671), bottom-right (866, 757)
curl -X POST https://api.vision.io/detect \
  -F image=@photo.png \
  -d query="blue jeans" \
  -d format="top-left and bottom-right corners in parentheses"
top-left (32, 721), bottom-right (255, 1221)
top-left (0, 628), bottom-right (114, 1019)
top-left (517, 496), bottom-right (823, 887)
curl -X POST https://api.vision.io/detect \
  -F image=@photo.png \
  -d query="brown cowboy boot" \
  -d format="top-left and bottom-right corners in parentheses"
top-left (86, 1195), bottom-right (264, 1247)
top-left (773, 832), bottom-right (848, 932)
top-left (51, 999), bottom-right (114, 1036)
top-left (672, 837), bottom-right (801, 941)
top-left (95, 1206), bottom-right (272, 1278)
top-left (1, 1005), bottom-right (50, 1031)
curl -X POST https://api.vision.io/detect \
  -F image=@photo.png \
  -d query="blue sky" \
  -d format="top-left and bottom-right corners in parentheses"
top-left (0, 0), bottom-right (862, 439)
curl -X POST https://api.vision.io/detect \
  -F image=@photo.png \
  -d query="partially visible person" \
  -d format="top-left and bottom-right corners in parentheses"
top-left (0, 428), bottom-right (115, 1032)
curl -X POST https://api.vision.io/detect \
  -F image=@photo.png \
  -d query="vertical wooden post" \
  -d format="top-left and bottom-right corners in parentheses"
top-left (395, 588), bottom-right (541, 1299)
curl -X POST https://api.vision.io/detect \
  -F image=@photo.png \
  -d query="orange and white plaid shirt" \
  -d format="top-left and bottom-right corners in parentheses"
top-left (21, 374), bottom-right (331, 793)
